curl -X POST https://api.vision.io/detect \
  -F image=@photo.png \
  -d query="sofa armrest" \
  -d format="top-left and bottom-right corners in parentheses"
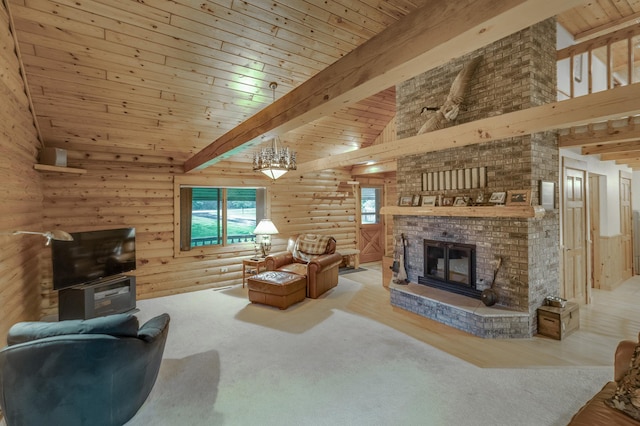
top-left (614, 339), bottom-right (637, 382)
top-left (265, 251), bottom-right (294, 270)
top-left (137, 313), bottom-right (171, 343)
top-left (308, 252), bottom-right (343, 272)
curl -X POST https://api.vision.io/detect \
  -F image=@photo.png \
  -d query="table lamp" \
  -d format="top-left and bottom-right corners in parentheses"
top-left (253, 219), bottom-right (279, 257)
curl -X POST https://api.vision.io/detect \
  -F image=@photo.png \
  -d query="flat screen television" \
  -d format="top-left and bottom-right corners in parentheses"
top-left (51, 228), bottom-right (136, 290)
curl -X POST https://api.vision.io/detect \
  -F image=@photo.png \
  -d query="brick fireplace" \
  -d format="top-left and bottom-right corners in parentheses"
top-left (388, 19), bottom-right (560, 338)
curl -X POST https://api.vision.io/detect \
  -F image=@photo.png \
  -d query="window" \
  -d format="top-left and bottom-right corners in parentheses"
top-left (177, 185), bottom-right (267, 253)
top-left (361, 187), bottom-right (381, 224)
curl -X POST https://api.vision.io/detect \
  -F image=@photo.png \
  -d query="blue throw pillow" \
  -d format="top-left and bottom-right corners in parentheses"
top-left (7, 313), bottom-right (139, 346)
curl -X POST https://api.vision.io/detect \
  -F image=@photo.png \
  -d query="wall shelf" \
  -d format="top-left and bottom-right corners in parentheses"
top-left (34, 164), bottom-right (86, 174)
top-left (380, 205), bottom-right (545, 219)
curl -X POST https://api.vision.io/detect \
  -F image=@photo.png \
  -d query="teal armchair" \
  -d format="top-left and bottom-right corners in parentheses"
top-left (0, 313), bottom-right (170, 426)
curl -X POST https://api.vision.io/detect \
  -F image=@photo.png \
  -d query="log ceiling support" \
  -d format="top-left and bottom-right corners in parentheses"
top-left (559, 121), bottom-right (640, 148)
top-left (184, 0), bottom-right (584, 172)
top-left (574, 11), bottom-right (640, 42)
top-left (286, 83), bottom-right (640, 176)
top-left (582, 141), bottom-right (640, 156)
top-left (601, 152), bottom-right (640, 162)
top-left (351, 160), bottom-right (397, 176)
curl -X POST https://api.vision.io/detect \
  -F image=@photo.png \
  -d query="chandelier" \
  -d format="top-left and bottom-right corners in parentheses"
top-left (252, 82), bottom-right (297, 180)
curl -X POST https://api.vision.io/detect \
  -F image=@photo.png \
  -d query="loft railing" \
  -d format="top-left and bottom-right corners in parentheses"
top-left (557, 26), bottom-right (640, 100)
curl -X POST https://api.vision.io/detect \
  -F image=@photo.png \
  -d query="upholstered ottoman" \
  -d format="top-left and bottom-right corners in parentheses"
top-left (247, 271), bottom-right (307, 310)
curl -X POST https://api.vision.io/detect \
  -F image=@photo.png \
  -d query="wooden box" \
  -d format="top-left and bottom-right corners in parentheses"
top-left (537, 302), bottom-right (580, 340)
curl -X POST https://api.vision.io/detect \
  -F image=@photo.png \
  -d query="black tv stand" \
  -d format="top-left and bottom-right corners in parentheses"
top-left (58, 275), bottom-right (136, 320)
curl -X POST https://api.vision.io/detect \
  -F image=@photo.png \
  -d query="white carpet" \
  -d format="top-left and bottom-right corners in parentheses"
top-left (127, 277), bottom-right (611, 426)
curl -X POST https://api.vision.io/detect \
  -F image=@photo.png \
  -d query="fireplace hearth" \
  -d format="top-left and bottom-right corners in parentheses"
top-left (419, 239), bottom-right (481, 299)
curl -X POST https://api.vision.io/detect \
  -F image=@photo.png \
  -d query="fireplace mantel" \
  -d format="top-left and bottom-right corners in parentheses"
top-left (380, 205), bottom-right (545, 219)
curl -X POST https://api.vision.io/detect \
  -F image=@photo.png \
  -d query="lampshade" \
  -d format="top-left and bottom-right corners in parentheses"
top-left (252, 82), bottom-right (296, 180)
top-left (253, 136), bottom-right (296, 180)
top-left (253, 219), bottom-right (279, 235)
top-left (259, 164), bottom-right (289, 180)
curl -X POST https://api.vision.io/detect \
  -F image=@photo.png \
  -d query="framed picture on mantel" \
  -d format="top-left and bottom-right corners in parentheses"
top-left (506, 189), bottom-right (531, 206)
top-left (488, 191), bottom-right (506, 204)
top-left (399, 196), bottom-right (413, 206)
top-left (421, 195), bottom-right (437, 207)
top-left (441, 197), bottom-right (454, 206)
top-left (453, 196), bottom-right (469, 207)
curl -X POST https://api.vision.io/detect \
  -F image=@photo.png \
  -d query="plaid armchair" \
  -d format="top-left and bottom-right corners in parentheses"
top-left (265, 234), bottom-right (342, 298)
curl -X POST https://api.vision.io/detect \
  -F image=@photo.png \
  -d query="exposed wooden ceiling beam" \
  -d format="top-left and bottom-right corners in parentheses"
top-left (351, 160), bottom-right (397, 175)
top-left (574, 11), bottom-right (640, 42)
top-left (582, 140), bottom-right (640, 155)
top-left (285, 83), bottom-right (640, 176)
top-left (559, 120), bottom-right (640, 148)
top-left (601, 151), bottom-right (640, 162)
top-left (184, 0), bottom-right (584, 172)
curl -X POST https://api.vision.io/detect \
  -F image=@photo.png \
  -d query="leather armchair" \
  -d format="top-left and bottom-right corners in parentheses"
top-left (568, 332), bottom-right (640, 425)
top-left (266, 234), bottom-right (343, 298)
top-left (0, 313), bottom-right (170, 426)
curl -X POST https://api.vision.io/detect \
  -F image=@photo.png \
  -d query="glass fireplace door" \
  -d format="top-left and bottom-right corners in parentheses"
top-left (447, 246), bottom-right (471, 285)
top-left (421, 240), bottom-right (478, 298)
top-left (425, 244), bottom-right (445, 280)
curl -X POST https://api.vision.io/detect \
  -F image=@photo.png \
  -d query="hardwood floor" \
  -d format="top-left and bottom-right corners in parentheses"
top-left (343, 262), bottom-right (640, 369)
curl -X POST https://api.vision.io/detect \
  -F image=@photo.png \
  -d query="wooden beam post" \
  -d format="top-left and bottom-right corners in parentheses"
top-left (351, 160), bottom-right (397, 175)
top-left (560, 122), bottom-right (640, 148)
top-left (285, 83), bottom-right (640, 176)
top-left (582, 140), bottom-right (640, 156)
top-left (184, 0), bottom-right (584, 172)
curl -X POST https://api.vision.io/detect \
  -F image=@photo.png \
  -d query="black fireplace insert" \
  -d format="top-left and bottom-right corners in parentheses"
top-left (419, 239), bottom-right (481, 299)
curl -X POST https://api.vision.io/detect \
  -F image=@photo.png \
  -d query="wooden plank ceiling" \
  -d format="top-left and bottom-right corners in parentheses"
top-left (6, 0), bottom-right (640, 171)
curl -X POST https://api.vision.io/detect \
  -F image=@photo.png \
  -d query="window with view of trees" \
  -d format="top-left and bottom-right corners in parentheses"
top-left (179, 186), bottom-right (266, 251)
top-left (361, 187), bottom-right (381, 224)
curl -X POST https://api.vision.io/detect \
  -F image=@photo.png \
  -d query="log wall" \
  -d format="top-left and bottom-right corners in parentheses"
top-left (39, 154), bottom-right (358, 315)
top-left (4, 0), bottom-right (362, 319)
top-left (0, 1), bottom-right (44, 339)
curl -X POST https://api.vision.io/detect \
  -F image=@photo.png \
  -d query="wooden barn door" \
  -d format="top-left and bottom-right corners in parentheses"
top-left (359, 187), bottom-right (384, 263)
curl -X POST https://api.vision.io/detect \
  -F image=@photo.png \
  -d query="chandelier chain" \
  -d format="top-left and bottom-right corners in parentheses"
top-left (252, 82), bottom-right (297, 180)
